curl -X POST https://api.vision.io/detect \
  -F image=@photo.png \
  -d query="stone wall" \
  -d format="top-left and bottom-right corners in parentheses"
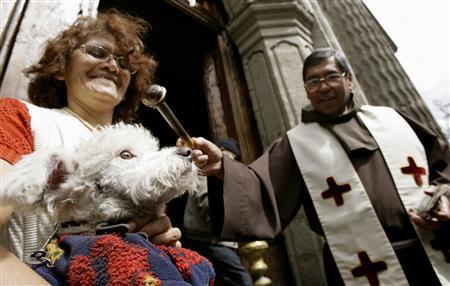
top-left (0, 0), bottom-right (99, 101)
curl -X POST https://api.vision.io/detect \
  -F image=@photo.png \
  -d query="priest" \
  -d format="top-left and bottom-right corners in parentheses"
top-left (187, 48), bottom-right (450, 285)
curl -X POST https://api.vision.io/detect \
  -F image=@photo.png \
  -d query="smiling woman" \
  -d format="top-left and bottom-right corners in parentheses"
top-left (23, 9), bottom-right (156, 124)
top-left (0, 9), bottom-right (186, 285)
top-left (62, 34), bottom-right (133, 123)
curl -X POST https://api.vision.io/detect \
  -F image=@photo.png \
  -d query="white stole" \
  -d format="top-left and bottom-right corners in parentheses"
top-left (287, 105), bottom-right (449, 285)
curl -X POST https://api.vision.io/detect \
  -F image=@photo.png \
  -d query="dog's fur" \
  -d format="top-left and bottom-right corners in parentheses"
top-left (1, 123), bottom-right (199, 230)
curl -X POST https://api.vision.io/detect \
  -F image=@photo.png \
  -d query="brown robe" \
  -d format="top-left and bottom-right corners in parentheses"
top-left (209, 105), bottom-right (450, 286)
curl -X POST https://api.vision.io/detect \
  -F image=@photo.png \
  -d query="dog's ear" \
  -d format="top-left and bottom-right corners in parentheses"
top-left (1, 149), bottom-right (74, 207)
top-left (46, 159), bottom-right (70, 190)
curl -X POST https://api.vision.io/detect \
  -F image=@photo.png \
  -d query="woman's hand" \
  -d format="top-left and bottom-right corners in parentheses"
top-left (127, 215), bottom-right (182, 247)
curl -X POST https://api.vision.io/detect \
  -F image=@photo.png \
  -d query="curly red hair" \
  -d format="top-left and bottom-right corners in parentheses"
top-left (24, 9), bottom-right (157, 122)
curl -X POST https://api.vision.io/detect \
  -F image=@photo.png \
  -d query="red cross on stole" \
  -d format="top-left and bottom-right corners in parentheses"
top-left (321, 177), bottom-right (351, 206)
top-left (351, 251), bottom-right (388, 286)
top-left (400, 156), bottom-right (426, 187)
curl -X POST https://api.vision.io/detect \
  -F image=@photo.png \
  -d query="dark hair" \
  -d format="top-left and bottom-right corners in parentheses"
top-left (24, 9), bottom-right (157, 123)
top-left (302, 48), bottom-right (350, 80)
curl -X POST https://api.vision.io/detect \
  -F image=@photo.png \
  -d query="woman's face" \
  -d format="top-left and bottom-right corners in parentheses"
top-left (62, 34), bottom-right (132, 112)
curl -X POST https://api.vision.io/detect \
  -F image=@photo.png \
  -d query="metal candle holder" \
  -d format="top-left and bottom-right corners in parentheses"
top-left (142, 84), bottom-right (195, 148)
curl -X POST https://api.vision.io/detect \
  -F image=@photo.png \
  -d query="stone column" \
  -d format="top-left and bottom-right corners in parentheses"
top-left (222, 1), bottom-right (328, 285)
top-left (223, 0), bottom-right (315, 147)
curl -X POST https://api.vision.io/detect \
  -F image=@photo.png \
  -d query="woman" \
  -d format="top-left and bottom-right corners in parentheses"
top-left (0, 9), bottom-right (181, 284)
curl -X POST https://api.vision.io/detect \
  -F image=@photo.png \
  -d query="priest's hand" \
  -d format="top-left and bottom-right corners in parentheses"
top-left (409, 191), bottom-right (450, 230)
top-left (430, 194), bottom-right (450, 222)
top-left (177, 137), bottom-right (224, 179)
top-left (409, 208), bottom-right (441, 230)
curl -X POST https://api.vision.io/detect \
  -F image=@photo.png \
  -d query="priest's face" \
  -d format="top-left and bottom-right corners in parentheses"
top-left (304, 57), bottom-right (353, 116)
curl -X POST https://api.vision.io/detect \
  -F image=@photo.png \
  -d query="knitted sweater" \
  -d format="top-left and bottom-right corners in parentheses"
top-left (0, 97), bottom-right (34, 164)
top-left (0, 97), bottom-right (92, 164)
top-left (33, 233), bottom-right (215, 286)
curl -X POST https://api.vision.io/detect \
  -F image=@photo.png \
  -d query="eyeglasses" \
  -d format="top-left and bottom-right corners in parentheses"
top-left (304, 72), bottom-right (346, 92)
top-left (79, 44), bottom-right (137, 74)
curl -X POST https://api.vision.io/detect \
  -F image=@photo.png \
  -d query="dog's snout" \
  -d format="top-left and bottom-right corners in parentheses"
top-left (176, 147), bottom-right (192, 158)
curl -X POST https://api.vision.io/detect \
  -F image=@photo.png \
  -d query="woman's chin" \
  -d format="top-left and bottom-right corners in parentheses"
top-left (89, 89), bottom-right (124, 104)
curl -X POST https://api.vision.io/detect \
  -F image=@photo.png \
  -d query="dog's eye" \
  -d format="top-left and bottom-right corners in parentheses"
top-left (119, 150), bottom-right (135, 160)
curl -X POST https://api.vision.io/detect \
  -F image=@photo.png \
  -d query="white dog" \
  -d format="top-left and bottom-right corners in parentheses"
top-left (1, 123), bottom-right (215, 286)
top-left (2, 123), bottom-right (199, 230)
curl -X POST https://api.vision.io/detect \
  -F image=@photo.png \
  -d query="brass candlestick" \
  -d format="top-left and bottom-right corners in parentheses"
top-left (239, 241), bottom-right (272, 286)
top-left (142, 84), bottom-right (195, 148)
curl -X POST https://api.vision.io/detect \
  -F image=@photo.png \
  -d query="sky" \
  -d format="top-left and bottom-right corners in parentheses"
top-left (363, 0), bottom-right (449, 138)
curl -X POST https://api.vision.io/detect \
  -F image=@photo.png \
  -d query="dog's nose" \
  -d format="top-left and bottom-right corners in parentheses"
top-left (176, 147), bottom-right (192, 158)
